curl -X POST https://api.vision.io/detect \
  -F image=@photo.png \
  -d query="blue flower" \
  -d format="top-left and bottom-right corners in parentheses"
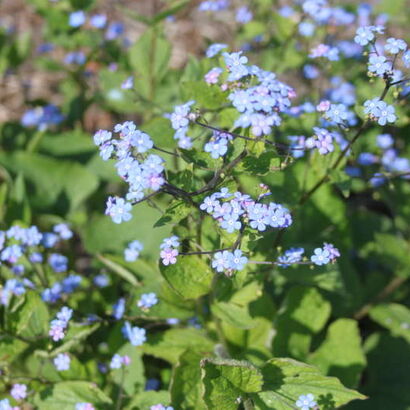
top-left (110, 354), bottom-right (123, 369)
top-left (122, 321), bottom-right (146, 346)
top-left (53, 223), bottom-right (73, 240)
top-left (325, 104), bottom-right (348, 124)
top-left (105, 197), bottom-right (132, 224)
top-left (113, 298), bottom-right (125, 320)
top-left (354, 26), bottom-right (374, 46)
top-left (298, 22), bottom-right (315, 37)
top-left (223, 51), bottom-right (249, 81)
top-left (368, 55), bottom-right (391, 76)
top-left (48, 253), bottom-right (68, 273)
top-left (170, 101), bottom-right (195, 130)
top-left (212, 251), bottom-right (231, 273)
top-left (129, 130), bottom-right (154, 153)
top-left (296, 393), bottom-right (317, 410)
top-left (236, 6), bottom-right (253, 24)
top-left (385, 37), bottom-right (407, 54)
top-left (69, 11), bottom-right (86, 28)
top-left (206, 43), bottom-right (227, 58)
top-left (90, 14), bottom-right (107, 28)
top-left (278, 247), bottom-right (305, 268)
top-left (204, 137), bottom-right (228, 159)
top-left (227, 249), bottom-right (248, 271)
top-left (160, 236), bottom-right (180, 249)
top-left (402, 50), bottom-right (410, 68)
top-left (310, 248), bottom-right (331, 265)
top-left (138, 293), bottom-right (158, 310)
top-left (124, 240), bottom-right (144, 262)
top-left (220, 213), bottom-right (241, 233)
top-left (105, 22), bottom-right (124, 40)
top-left (54, 353), bottom-right (70, 371)
top-left (373, 102), bottom-right (396, 126)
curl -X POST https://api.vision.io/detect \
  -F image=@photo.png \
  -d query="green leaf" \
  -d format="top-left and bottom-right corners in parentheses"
top-left (201, 358), bottom-right (263, 410)
top-left (308, 319), bottom-right (366, 388)
top-left (273, 286), bottom-right (331, 360)
top-left (369, 303), bottom-right (410, 343)
top-left (154, 200), bottom-right (192, 227)
top-left (240, 151), bottom-right (280, 176)
top-left (141, 328), bottom-right (214, 364)
top-left (129, 28), bottom-right (171, 82)
top-left (8, 291), bottom-right (49, 339)
top-left (181, 81), bottom-right (227, 110)
top-left (32, 381), bottom-right (112, 409)
top-left (255, 358), bottom-right (366, 409)
top-left (160, 255), bottom-right (214, 299)
top-left (39, 130), bottom-right (95, 156)
top-left (171, 350), bottom-right (207, 410)
top-left (211, 302), bottom-right (256, 329)
top-left (0, 336), bottom-right (28, 366)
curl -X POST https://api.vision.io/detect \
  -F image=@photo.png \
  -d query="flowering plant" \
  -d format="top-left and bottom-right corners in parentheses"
top-left (1, 0), bottom-right (410, 409)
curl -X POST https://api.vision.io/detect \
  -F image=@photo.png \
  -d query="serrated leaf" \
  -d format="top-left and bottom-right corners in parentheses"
top-left (308, 319), bottom-right (366, 388)
top-left (369, 303), bottom-right (410, 343)
top-left (273, 286), bottom-right (331, 360)
top-left (201, 358), bottom-right (263, 410)
top-left (255, 358), bottom-right (366, 409)
top-left (160, 255), bottom-right (214, 299)
top-left (32, 381), bottom-right (112, 409)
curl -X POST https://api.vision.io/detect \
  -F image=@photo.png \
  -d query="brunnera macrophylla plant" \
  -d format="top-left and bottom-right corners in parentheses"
top-left (1, 0), bottom-right (410, 409)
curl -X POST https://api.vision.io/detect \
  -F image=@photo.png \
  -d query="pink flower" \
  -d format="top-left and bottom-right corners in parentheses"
top-left (160, 248), bottom-right (178, 265)
top-left (317, 100), bottom-right (330, 112)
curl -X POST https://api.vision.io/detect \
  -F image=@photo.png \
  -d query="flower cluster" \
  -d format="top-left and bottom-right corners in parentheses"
top-left (347, 133), bottom-right (410, 187)
top-left (0, 224), bottom-right (74, 305)
top-left (160, 236), bottom-right (180, 266)
top-left (169, 101), bottom-right (196, 148)
top-left (49, 306), bottom-right (73, 341)
top-left (212, 249), bottom-right (248, 274)
top-left (364, 98), bottom-right (397, 126)
top-left (311, 243), bottom-right (340, 266)
top-left (94, 122), bottom-right (166, 223)
top-left (200, 188), bottom-right (292, 234)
